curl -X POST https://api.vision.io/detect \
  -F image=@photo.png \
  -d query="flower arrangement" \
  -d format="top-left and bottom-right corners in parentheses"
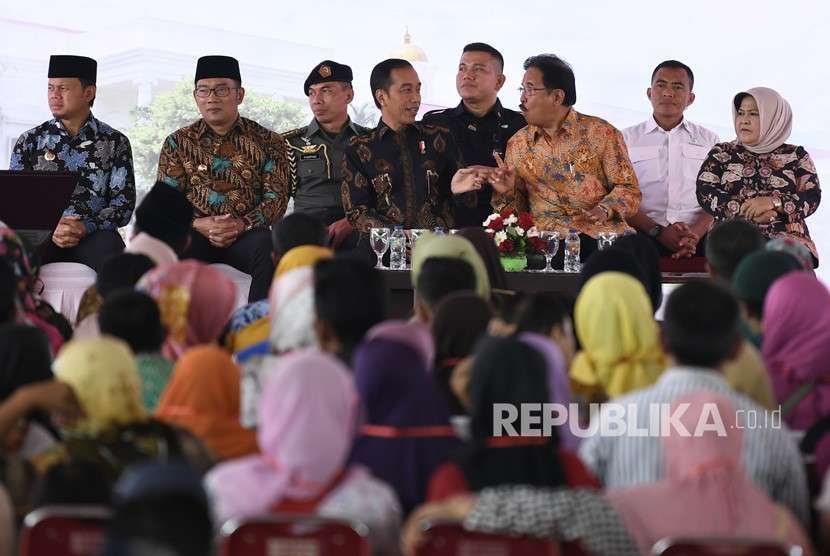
top-left (483, 208), bottom-right (545, 271)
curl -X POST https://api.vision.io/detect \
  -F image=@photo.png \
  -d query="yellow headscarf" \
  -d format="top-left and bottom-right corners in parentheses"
top-left (571, 272), bottom-right (666, 401)
top-left (274, 245), bottom-right (333, 279)
top-left (52, 336), bottom-right (146, 434)
top-left (411, 232), bottom-right (491, 299)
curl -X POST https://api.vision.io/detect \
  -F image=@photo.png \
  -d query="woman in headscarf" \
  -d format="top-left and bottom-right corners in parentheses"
top-left (606, 392), bottom-right (812, 554)
top-left (223, 245), bottom-right (333, 356)
top-left (571, 272), bottom-right (666, 402)
top-left (456, 227), bottom-right (508, 292)
top-left (431, 293), bottom-right (493, 416)
top-left (0, 222), bottom-right (66, 352)
top-left (350, 320), bottom-right (457, 514)
top-left (762, 273), bottom-right (830, 431)
top-left (427, 337), bottom-right (598, 503)
top-left (206, 349), bottom-right (401, 555)
top-left (411, 232), bottom-right (491, 300)
top-left (138, 260), bottom-right (236, 360)
top-left (590, 233), bottom-right (663, 313)
top-left (155, 345), bottom-right (257, 461)
top-left (697, 87), bottom-right (821, 266)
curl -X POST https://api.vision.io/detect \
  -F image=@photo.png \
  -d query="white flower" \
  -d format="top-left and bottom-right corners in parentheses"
top-left (515, 226), bottom-right (525, 237)
top-left (526, 226), bottom-right (540, 238)
top-left (503, 214), bottom-right (518, 226)
top-left (494, 231), bottom-right (508, 245)
top-left (483, 213), bottom-right (500, 226)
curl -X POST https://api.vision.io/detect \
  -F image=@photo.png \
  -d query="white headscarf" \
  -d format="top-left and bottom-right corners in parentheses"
top-left (732, 87), bottom-right (792, 154)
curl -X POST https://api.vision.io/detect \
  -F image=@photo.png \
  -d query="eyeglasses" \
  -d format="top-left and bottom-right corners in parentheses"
top-left (194, 85), bottom-right (240, 98)
top-left (517, 86), bottom-right (549, 96)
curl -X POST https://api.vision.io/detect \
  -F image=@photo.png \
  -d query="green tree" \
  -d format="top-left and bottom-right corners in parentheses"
top-left (129, 78), bottom-right (307, 199)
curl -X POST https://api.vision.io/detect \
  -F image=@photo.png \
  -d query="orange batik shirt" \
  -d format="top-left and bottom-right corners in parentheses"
top-left (493, 109), bottom-right (640, 238)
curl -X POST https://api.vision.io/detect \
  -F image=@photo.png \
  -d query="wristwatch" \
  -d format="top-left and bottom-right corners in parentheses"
top-left (647, 224), bottom-right (664, 238)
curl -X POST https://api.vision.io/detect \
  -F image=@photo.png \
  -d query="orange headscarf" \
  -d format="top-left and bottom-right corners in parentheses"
top-left (155, 345), bottom-right (257, 461)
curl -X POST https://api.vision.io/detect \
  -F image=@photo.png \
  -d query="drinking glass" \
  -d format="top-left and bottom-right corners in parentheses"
top-left (540, 231), bottom-right (560, 272)
top-left (370, 227), bottom-right (390, 269)
top-left (598, 231), bottom-right (618, 250)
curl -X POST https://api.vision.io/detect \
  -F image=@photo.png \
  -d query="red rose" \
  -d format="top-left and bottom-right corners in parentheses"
top-left (498, 239), bottom-right (514, 254)
top-left (488, 216), bottom-right (504, 232)
top-left (499, 207), bottom-right (514, 219)
top-left (518, 212), bottom-right (534, 230)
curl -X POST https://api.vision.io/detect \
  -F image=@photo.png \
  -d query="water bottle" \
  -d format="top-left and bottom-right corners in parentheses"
top-left (564, 229), bottom-right (581, 272)
top-left (389, 225), bottom-right (407, 270)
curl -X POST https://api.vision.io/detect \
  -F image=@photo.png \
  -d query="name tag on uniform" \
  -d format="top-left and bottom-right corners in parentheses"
top-left (300, 153), bottom-right (321, 160)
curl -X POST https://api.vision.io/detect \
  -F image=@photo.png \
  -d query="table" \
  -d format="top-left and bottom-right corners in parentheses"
top-left (381, 269), bottom-right (708, 319)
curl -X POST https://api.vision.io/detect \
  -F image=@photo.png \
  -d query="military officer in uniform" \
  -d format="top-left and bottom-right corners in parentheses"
top-left (283, 61), bottom-right (369, 249)
top-left (423, 42), bottom-right (525, 227)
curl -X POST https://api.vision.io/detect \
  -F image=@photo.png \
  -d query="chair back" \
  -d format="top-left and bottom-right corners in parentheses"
top-left (414, 521), bottom-right (562, 556)
top-left (652, 537), bottom-right (804, 556)
top-left (19, 505), bottom-right (111, 556)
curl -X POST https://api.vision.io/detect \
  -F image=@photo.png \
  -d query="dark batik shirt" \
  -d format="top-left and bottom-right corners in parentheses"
top-left (422, 99), bottom-right (525, 226)
top-left (341, 120), bottom-right (462, 233)
top-left (285, 118), bottom-right (369, 225)
top-left (157, 117), bottom-right (289, 230)
top-left (696, 141), bottom-right (821, 261)
top-left (10, 114), bottom-right (135, 233)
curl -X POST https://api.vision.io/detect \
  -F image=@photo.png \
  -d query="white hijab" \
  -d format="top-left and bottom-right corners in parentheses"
top-left (732, 87), bottom-right (792, 154)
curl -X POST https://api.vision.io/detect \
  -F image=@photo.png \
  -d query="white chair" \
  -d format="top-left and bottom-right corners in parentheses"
top-left (210, 264), bottom-right (251, 310)
top-left (37, 263), bottom-right (97, 325)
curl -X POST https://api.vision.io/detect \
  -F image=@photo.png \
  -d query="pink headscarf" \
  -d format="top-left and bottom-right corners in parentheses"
top-left (762, 272), bottom-right (830, 430)
top-left (138, 260), bottom-right (236, 360)
top-left (206, 349), bottom-right (359, 523)
top-left (365, 320), bottom-right (435, 370)
top-left (606, 392), bottom-right (810, 554)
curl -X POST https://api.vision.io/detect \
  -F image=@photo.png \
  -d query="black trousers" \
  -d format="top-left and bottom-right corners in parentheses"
top-left (183, 229), bottom-right (274, 302)
top-left (37, 230), bottom-right (124, 273)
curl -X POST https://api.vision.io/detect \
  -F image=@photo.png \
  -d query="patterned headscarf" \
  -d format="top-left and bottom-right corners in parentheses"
top-left (274, 245), bottom-right (333, 278)
top-left (52, 337), bottom-right (146, 435)
top-left (138, 260), bottom-right (236, 360)
top-left (571, 272), bottom-right (666, 401)
top-left (269, 266), bottom-right (317, 353)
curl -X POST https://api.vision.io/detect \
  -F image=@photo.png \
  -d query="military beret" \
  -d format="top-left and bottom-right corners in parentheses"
top-left (304, 60), bottom-right (353, 95)
top-left (195, 55), bottom-right (241, 85)
top-left (48, 55), bottom-right (97, 83)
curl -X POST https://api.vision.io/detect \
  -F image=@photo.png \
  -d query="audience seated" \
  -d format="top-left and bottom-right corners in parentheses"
top-left (30, 460), bottom-right (111, 509)
top-left (138, 260), bottom-right (237, 360)
top-left (411, 232), bottom-right (491, 300)
top-left (456, 227), bottom-right (508, 292)
top-left (350, 320), bottom-right (458, 514)
top-left (206, 349), bottom-right (402, 555)
top-left (705, 218), bottom-right (764, 283)
top-left (155, 345), bottom-right (257, 462)
top-left (414, 258), bottom-right (477, 323)
top-left (605, 233), bottom-right (663, 312)
top-left (99, 291), bottom-right (171, 411)
top-left (126, 181), bottom-right (194, 266)
top-left (571, 272), bottom-right (666, 402)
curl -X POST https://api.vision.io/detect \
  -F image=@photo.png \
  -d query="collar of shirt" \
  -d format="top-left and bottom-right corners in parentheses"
top-left (306, 117), bottom-right (362, 140)
top-left (376, 118), bottom-right (421, 140)
top-left (51, 112), bottom-right (98, 138)
top-left (453, 98), bottom-right (505, 121)
top-left (195, 116), bottom-right (245, 139)
top-left (529, 107), bottom-right (578, 144)
top-left (644, 116), bottom-right (691, 136)
top-left (656, 366), bottom-right (730, 388)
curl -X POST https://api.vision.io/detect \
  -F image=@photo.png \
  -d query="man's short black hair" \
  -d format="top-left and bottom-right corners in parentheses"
top-left (313, 258), bottom-right (385, 362)
top-left (523, 54), bottom-right (576, 106)
top-left (663, 280), bottom-right (740, 368)
top-left (271, 213), bottom-right (328, 258)
top-left (416, 257), bottom-right (477, 310)
top-left (463, 42), bottom-right (504, 72)
top-left (651, 60), bottom-right (695, 91)
top-left (705, 219), bottom-right (764, 282)
top-left (99, 290), bottom-right (167, 354)
top-left (514, 292), bottom-right (573, 335)
top-left (370, 58), bottom-right (414, 109)
top-left (96, 254), bottom-right (156, 300)
top-left (79, 77), bottom-right (96, 107)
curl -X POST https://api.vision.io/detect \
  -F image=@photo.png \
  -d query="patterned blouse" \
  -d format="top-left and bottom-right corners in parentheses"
top-left (341, 121), bottom-right (461, 232)
top-left (10, 114), bottom-right (135, 233)
top-left (696, 142), bottom-right (821, 261)
top-left (493, 109), bottom-right (640, 238)
top-left (157, 117), bottom-right (290, 230)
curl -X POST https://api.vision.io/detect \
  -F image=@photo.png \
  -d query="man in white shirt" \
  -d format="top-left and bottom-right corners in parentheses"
top-left (623, 61), bottom-right (719, 258)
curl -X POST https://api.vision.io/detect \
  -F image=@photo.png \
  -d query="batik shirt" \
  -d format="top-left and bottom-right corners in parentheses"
top-left (492, 109), bottom-right (640, 238)
top-left (696, 141), bottom-right (820, 261)
top-left (10, 114), bottom-right (135, 233)
top-left (157, 117), bottom-right (290, 230)
top-left (341, 120), bottom-right (463, 232)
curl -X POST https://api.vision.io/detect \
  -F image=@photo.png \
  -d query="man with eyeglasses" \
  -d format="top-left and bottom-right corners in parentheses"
top-left (157, 55), bottom-right (289, 301)
top-left (422, 43), bottom-right (525, 227)
top-left (10, 55), bottom-right (135, 272)
top-left (623, 60), bottom-right (719, 259)
top-left (283, 61), bottom-right (368, 249)
top-left (341, 59), bottom-right (484, 235)
top-left (459, 54), bottom-right (640, 265)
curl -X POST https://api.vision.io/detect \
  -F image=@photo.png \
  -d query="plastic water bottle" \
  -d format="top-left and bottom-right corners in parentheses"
top-left (564, 229), bottom-right (581, 272)
top-left (389, 225), bottom-right (407, 270)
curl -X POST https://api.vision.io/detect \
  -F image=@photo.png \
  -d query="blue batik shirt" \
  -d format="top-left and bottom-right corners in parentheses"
top-left (9, 113), bottom-right (136, 233)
